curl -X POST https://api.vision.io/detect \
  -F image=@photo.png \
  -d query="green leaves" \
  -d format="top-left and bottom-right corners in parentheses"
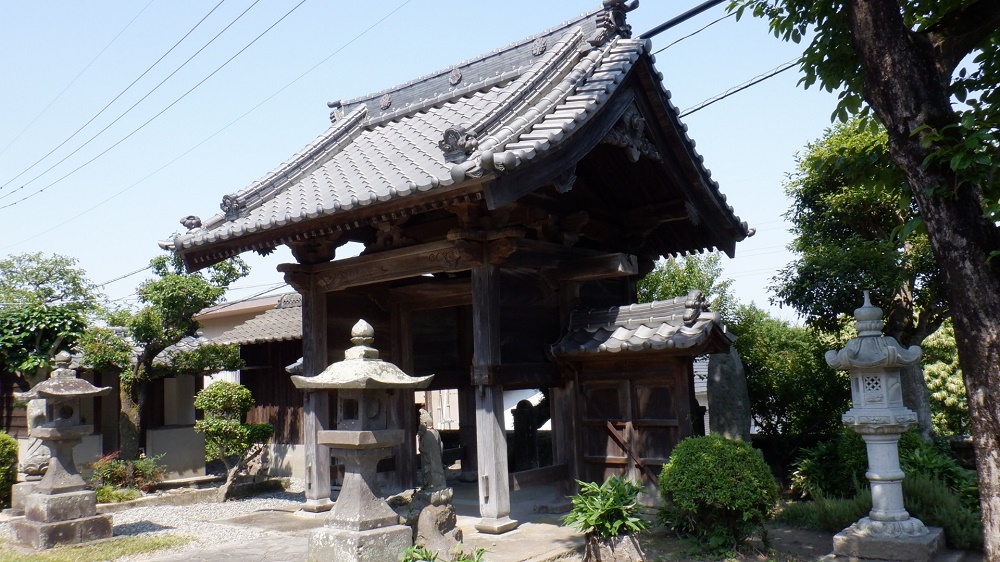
top-left (561, 476), bottom-right (649, 539)
top-left (194, 382), bottom-right (273, 465)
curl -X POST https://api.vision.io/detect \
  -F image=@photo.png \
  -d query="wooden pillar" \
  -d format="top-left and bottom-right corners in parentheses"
top-left (458, 387), bottom-right (478, 482)
top-left (471, 264), bottom-right (517, 534)
top-left (297, 273), bottom-right (333, 512)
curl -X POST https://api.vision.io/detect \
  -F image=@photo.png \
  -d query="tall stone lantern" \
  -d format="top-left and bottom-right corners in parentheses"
top-left (292, 319), bottom-right (433, 562)
top-left (11, 351), bottom-right (113, 549)
top-left (825, 292), bottom-right (943, 561)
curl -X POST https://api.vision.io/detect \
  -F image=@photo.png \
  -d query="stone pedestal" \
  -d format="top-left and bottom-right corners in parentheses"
top-left (833, 522), bottom-right (944, 562)
top-left (6, 482), bottom-right (38, 516)
top-left (307, 524), bottom-right (412, 562)
top-left (11, 490), bottom-right (112, 549)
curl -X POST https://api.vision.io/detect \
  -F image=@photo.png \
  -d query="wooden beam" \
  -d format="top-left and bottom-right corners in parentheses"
top-left (471, 264), bottom-right (518, 534)
top-left (556, 253), bottom-right (638, 282)
top-left (470, 363), bottom-right (560, 388)
top-left (508, 463), bottom-right (569, 491)
top-left (279, 240), bottom-right (482, 292)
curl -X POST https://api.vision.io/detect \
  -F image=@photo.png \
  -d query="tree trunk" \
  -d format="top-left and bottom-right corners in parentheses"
top-left (899, 364), bottom-right (934, 442)
top-left (848, 0), bottom-right (1000, 557)
top-left (119, 379), bottom-right (148, 461)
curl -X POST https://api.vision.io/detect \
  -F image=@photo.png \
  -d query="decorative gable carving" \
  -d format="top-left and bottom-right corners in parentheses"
top-left (602, 105), bottom-right (662, 163)
top-left (439, 125), bottom-right (479, 163)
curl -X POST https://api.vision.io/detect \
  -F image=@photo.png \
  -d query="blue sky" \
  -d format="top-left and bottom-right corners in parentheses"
top-left (0, 1), bottom-right (838, 318)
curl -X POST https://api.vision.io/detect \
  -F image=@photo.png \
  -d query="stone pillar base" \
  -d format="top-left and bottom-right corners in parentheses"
top-left (306, 524), bottom-right (411, 562)
top-left (7, 482), bottom-right (38, 516)
top-left (12, 514), bottom-right (113, 549)
top-left (299, 498), bottom-right (335, 513)
top-left (832, 523), bottom-right (944, 562)
top-left (474, 516), bottom-right (518, 534)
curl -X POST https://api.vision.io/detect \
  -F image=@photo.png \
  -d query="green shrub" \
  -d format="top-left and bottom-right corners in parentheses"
top-left (89, 451), bottom-right (165, 491)
top-left (401, 545), bottom-right (487, 562)
top-left (903, 475), bottom-right (983, 552)
top-left (95, 484), bottom-right (143, 503)
top-left (0, 431), bottom-right (18, 508)
top-left (776, 491), bottom-right (871, 532)
top-left (790, 428), bottom-right (868, 499)
top-left (659, 434), bottom-right (779, 551)
top-left (900, 440), bottom-right (979, 510)
top-left (562, 476), bottom-right (649, 540)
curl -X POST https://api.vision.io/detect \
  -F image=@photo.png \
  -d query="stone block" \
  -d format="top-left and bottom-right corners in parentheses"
top-left (24, 490), bottom-right (97, 523)
top-left (307, 524), bottom-right (411, 562)
top-left (11, 482), bottom-right (38, 514)
top-left (474, 516), bottom-right (518, 534)
top-left (12, 514), bottom-right (112, 549)
top-left (833, 525), bottom-right (944, 562)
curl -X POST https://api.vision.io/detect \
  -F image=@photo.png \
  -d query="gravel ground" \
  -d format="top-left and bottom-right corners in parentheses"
top-left (0, 479), bottom-right (309, 561)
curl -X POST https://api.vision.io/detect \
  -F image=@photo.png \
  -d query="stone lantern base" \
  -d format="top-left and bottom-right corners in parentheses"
top-left (11, 490), bottom-right (113, 549)
top-left (831, 520), bottom-right (944, 562)
top-left (306, 524), bottom-right (412, 562)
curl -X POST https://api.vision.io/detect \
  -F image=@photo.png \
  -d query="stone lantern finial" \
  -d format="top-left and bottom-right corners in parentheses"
top-left (855, 290), bottom-right (885, 337)
top-left (351, 319), bottom-right (375, 345)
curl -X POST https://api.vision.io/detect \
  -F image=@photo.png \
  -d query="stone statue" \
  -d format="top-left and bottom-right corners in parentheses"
top-left (418, 409), bottom-right (447, 490)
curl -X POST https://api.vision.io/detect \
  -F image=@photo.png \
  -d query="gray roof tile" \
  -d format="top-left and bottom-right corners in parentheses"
top-left (213, 293), bottom-right (302, 345)
top-left (173, 6), bottom-right (746, 265)
top-left (551, 294), bottom-right (732, 356)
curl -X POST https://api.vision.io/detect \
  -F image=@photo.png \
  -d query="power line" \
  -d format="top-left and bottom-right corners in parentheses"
top-left (96, 265), bottom-right (153, 287)
top-left (680, 59), bottom-right (799, 117)
top-left (653, 12), bottom-right (734, 54)
top-left (3, 0), bottom-right (413, 249)
top-left (0, 0), bottom-right (157, 164)
top-left (0, 0), bottom-right (306, 211)
top-left (0, 0), bottom-right (226, 195)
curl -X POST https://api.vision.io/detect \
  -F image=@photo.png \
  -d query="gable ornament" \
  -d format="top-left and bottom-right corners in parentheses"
top-left (221, 194), bottom-right (246, 221)
top-left (589, 0), bottom-right (639, 47)
top-left (602, 105), bottom-right (662, 163)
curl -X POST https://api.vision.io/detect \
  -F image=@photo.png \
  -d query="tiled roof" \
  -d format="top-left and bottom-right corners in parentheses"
top-left (551, 291), bottom-right (733, 356)
top-left (214, 293), bottom-right (302, 345)
top-left (169, 4), bottom-right (746, 267)
top-left (153, 334), bottom-right (211, 366)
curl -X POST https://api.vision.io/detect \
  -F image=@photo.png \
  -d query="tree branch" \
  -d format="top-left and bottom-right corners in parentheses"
top-left (923, 0), bottom-right (1000, 75)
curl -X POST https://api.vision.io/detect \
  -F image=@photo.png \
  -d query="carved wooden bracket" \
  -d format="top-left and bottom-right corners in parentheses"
top-left (288, 233), bottom-right (345, 265)
top-left (602, 105), bottom-right (662, 163)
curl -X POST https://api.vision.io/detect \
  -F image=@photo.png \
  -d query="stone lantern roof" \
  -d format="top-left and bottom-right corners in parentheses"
top-left (14, 351), bottom-right (110, 402)
top-left (290, 320), bottom-right (433, 390)
top-left (825, 291), bottom-right (922, 371)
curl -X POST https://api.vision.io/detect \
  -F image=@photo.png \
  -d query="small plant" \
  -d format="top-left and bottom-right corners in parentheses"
top-left (776, 491), bottom-right (871, 532)
top-left (94, 485), bottom-right (143, 503)
top-left (402, 545), bottom-right (439, 562)
top-left (0, 431), bottom-right (18, 508)
top-left (194, 381), bottom-right (273, 500)
top-left (89, 451), bottom-right (165, 491)
top-left (401, 545), bottom-right (488, 562)
top-left (659, 434), bottom-right (779, 552)
top-left (903, 475), bottom-right (983, 551)
top-left (562, 476), bottom-right (649, 539)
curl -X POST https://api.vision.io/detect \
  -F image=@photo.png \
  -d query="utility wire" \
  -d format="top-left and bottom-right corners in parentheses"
top-left (0, 0), bottom-right (225, 195)
top-left (680, 58), bottom-right (799, 117)
top-left (96, 264), bottom-right (153, 287)
top-left (3, 0), bottom-right (413, 249)
top-left (653, 12), bottom-right (734, 54)
top-left (0, 0), bottom-right (267, 207)
top-left (0, 0), bottom-right (157, 164)
top-left (0, 0), bottom-right (306, 210)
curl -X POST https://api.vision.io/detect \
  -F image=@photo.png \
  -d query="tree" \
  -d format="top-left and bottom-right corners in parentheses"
top-left (921, 321), bottom-right (970, 436)
top-left (194, 381), bottom-right (273, 500)
top-left (79, 252), bottom-right (249, 460)
top-left (732, 0), bottom-right (1000, 553)
top-left (637, 254), bottom-right (849, 442)
top-left (0, 253), bottom-right (99, 390)
top-left (774, 119), bottom-right (948, 440)
top-left (636, 253), bottom-right (735, 315)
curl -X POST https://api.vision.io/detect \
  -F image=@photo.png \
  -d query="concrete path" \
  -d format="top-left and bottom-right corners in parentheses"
top-left (143, 482), bottom-right (585, 562)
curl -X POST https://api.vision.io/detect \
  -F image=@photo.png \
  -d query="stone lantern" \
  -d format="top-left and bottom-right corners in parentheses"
top-left (824, 292), bottom-right (943, 561)
top-left (11, 351), bottom-right (113, 549)
top-left (292, 319), bottom-right (433, 562)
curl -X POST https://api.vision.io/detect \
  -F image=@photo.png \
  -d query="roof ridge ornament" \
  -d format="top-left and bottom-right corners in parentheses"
top-left (589, 0), bottom-right (639, 47)
top-left (439, 124), bottom-right (479, 163)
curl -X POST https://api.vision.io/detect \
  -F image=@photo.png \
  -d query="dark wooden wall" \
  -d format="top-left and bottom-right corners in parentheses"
top-left (242, 339), bottom-right (305, 444)
top-left (1, 372), bottom-right (27, 438)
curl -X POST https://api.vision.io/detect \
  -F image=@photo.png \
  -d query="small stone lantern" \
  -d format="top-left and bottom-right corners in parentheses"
top-left (824, 292), bottom-right (943, 561)
top-left (292, 320), bottom-right (433, 562)
top-left (11, 351), bottom-right (113, 549)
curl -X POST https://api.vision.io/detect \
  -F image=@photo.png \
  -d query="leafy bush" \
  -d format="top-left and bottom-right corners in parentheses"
top-left (562, 476), bottom-right (649, 539)
top-left (95, 484), bottom-right (143, 503)
top-left (0, 431), bottom-right (18, 508)
top-left (401, 545), bottom-right (487, 562)
top-left (903, 475), bottom-right (983, 551)
top-left (194, 381), bottom-right (273, 499)
top-left (777, 492), bottom-right (871, 532)
top-left (659, 434), bottom-right (779, 551)
top-left (790, 428), bottom-right (868, 499)
top-left (89, 451), bottom-right (164, 491)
